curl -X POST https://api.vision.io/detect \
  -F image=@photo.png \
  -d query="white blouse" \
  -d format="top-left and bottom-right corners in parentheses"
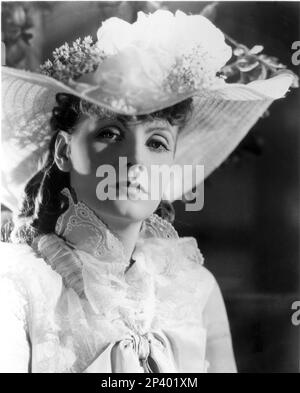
top-left (0, 188), bottom-right (237, 373)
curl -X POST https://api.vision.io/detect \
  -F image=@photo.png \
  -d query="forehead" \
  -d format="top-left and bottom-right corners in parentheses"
top-left (123, 117), bottom-right (172, 129)
top-left (77, 102), bottom-right (180, 138)
top-left (83, 111), bottom-right (174, 130)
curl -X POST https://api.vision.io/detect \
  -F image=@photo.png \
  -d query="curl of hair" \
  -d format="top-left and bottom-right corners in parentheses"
top-left (6, 94), bottom-right (193, 244)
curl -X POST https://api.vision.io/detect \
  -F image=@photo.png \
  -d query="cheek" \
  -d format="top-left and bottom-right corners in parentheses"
top-left (69, 137), bottom-right (119, 176)
top-left (146, 153), bottom-right (175, 198)
top-left (147, 149), bottom-right (175, 165)
top-left (69, 136), bottom-right (117, 204)
top-left (69, 136), bottom-right (94, 175)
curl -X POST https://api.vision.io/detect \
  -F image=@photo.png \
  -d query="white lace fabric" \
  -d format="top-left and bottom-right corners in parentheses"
top-left (0, 188), bottom-right (235, 373)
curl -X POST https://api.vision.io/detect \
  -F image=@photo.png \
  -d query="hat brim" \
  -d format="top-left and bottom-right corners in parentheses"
top-left (1, 66), bottom-right (295, 210)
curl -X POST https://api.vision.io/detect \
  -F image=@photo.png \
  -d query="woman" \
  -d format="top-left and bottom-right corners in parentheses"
top-left (0, 10), bottom-right (296, 373)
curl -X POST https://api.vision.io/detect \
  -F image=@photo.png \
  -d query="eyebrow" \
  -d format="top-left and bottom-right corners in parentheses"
top-left (145, 125), bottom-right (176, 143)
top-left (94, 117), bottom-right (176, 143)
top-left (93, 117), bottom-right (127, 131)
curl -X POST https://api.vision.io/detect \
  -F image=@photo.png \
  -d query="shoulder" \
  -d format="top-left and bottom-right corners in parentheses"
top-left (1, 240), bottom-right (48, 275)
top-left (146, 235), bottom-right (220, 329)
top-left (0, 241), bottom-right (61, 299)
top-left (176, 235), bottom-right (217, 305)
top-left (141, 234), bottom-right (217, 305)
top-left (170, 235), bottom-right (224, 317)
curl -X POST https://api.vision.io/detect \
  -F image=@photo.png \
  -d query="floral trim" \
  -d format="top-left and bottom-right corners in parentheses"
top-left (221, 37), bottom-right (299, 86)
top-left (39, 36), bottom-right (106, 84)
top-left (39, 10), bottom-right (231, 94)
top-left (38, 9), bottom-right (298, 100)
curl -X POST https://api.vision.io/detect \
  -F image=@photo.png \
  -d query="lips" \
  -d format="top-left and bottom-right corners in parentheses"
top-left (116, 180), bottom-right (148, 194)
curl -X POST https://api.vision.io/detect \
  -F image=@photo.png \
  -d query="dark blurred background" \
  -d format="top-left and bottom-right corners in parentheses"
top-left (1, 1), bottom-right (300, 373)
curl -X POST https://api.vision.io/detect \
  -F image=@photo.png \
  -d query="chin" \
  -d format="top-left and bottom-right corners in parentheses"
top-left (95, 198), bottom-right (160, 223)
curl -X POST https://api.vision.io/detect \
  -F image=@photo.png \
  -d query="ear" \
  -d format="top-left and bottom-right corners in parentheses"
top-left (54, 131), bottom-right (72, 172)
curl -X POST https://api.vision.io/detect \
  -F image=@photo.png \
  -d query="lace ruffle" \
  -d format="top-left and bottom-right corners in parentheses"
top-left (134, 236), bottom-right (210, 330)
top-left (2, 186), bottom-right (212, 372)
top-left (37, 234), bottom-right (85, 298)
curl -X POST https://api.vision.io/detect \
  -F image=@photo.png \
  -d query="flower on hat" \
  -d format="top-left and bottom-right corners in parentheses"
top-left (40, 9), bottom-right (232, 98)
top-left (95, 10), bottom-right (232, 92)
top-left (40, 36), bottom-right (105, 84)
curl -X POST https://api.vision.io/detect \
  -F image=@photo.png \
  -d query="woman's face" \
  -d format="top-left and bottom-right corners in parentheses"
top-left (66, 113), bottom-right (178, 223)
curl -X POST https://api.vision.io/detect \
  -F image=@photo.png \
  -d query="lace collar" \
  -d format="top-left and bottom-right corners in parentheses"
top-left (54, 187), bottom-right (179, 263)
top-left (35, 187), bottom-right (205, 346)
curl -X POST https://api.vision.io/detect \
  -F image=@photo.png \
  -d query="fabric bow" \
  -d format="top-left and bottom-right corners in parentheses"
top-left (110, 331), bottom-right (177, 373)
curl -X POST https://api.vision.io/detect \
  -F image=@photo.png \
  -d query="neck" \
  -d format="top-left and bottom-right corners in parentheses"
top-left (97, 214), bottom-right (143, 262)
top-left (54, 188), bottom-right (179, 267)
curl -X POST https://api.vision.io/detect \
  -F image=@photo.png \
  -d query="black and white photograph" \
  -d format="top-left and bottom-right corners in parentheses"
top-left (0, 0), bottom-right (299, 375)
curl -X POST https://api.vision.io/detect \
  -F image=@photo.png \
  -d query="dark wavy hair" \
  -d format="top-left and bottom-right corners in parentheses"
top-left (4, 94), bottom-right (193, 245)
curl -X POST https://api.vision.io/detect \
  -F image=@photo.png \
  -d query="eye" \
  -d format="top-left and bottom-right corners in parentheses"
top-left (147, 137), bottom-right (170, 152)
top-left (96, 126), bottom-right (122, 142)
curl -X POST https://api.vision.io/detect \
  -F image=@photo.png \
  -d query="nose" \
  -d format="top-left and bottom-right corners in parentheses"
top-left (126, 151), bottom-right (148, 188)
top-left (125, 138), bottom-right (145, 168)
top-left (123, 132), bottom-right (148, 178)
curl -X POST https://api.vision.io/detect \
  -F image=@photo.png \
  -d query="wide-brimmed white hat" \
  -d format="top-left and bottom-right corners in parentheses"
top-left (1, 10), bottom-right (297, 211)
